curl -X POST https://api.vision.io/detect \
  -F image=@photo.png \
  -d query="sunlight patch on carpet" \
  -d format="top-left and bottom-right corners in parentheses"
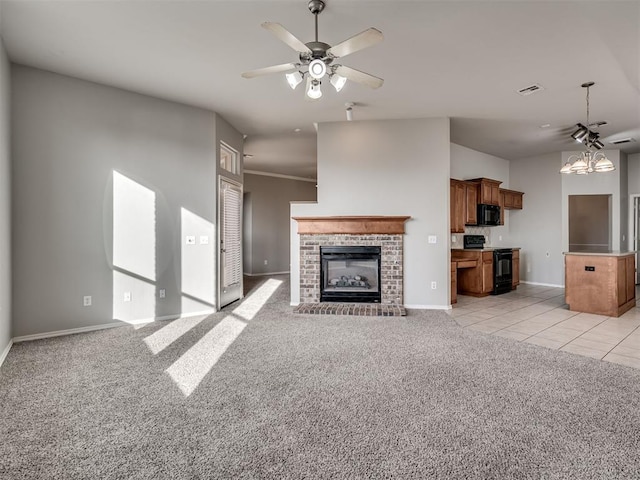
top-left (143, 315), bottom-right (207, 355)
top-left (165, 278), bottom-right (283, 396)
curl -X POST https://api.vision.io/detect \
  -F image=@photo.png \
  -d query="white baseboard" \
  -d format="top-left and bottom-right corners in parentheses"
top-left (0, 339), bottom-right (13, 368)
top-left (404, 304), bottom-right (452, 310)
top-left (13, 310), bottom-right (216, 343)
top-left (245, 271), bottom-right (290, 277)
top-left (520, 281), bottom-right (564, 288)
top-left (290, 302), bottom-right (300, 307)
top-left (13, 321), bottom-right (124, 343)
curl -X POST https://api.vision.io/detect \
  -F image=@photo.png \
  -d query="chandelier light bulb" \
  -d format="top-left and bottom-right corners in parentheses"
top-left (308, 59), bottom-right (327, 80)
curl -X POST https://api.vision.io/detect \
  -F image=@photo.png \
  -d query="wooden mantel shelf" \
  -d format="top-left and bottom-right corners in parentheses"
top-left (292, 216), bottom-right (411, 235)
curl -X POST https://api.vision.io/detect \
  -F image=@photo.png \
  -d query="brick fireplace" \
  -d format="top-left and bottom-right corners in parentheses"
top-left (293, 216), bottom-right (410, 306)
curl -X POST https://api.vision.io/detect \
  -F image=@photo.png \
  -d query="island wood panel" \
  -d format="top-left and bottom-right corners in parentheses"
top-left (565, 253), bottom-right (636, 317)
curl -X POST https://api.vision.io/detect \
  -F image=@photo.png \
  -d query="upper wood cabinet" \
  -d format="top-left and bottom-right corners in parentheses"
top-left (464, 182), bottom-right (478, 225)
top-left (450, 179), bottom-right (466, 233)
top-left (450, 179), bottom-right (479, 232)
top-left (468, 178), bottom-right (502, 206)
top-left (501, 188), bottom-right (524, 210)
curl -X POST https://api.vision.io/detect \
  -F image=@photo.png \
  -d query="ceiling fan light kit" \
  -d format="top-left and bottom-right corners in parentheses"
top-left (560, 82), bottom-right (615, 175)
top-left (241, 0), bottom-right (384, 101)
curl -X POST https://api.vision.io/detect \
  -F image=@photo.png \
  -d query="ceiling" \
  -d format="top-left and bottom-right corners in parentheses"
top-left (1, 0), bottom-right (638, 180)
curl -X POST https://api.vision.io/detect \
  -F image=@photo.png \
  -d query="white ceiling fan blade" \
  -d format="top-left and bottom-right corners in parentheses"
top-left (241, 63), bottom-right (298, 79)
top-left (327, 28), bottom-right (383, 59)
top-left (335, 65), bottom-right (384, 89)
top-left (261, 22), bottom-right (312, 54)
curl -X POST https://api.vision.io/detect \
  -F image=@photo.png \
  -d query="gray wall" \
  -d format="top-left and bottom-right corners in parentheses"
top-left (244, 173), bottom-right (316, 275)
top-left (291, 118), bottom-right (451, 308)
top-left (0, 31), bottom-right (11, 356)
top-left (11, 65), bottom-right (234, 337)
top-left (509, 153), bottom-right (564, 286)
top-left (568, 195), bottom-right (611, 251)
top-left (629, 153), bottom-right (640, 195)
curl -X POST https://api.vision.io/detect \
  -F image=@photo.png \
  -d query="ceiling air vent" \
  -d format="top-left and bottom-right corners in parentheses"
top-left (516, 84), bottom-right (545, 96)
top-left (609, 138), bottom-right (635, 145)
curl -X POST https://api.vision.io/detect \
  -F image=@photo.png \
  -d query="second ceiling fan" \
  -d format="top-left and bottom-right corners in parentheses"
top-left (241, 0), bottom-right (384, 100)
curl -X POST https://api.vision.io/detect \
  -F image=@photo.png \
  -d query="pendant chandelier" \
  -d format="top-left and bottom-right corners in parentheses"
top-left (560, 82), bottom-right (615, 175)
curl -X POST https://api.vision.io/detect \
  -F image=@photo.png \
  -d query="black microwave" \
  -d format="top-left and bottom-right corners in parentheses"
top-left (477, 204), bottom-right (500, 226)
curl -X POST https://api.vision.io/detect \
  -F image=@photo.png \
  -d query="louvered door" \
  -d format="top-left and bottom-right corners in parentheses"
top-left (219, 178), bottom-right (243, 308)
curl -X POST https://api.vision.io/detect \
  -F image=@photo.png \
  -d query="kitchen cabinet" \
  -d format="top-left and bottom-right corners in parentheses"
top-left (464, 182), bottom-right (478, 225)
top-left (450, 179), bottom-right (478, 232)
top-left (450, 179), bottom-right (466, 233)
top-left (564, 252), bottom-right (636, 317)
top-left (451, 250), bottom-right (494, 297)
top-left (469, 178), bottom-right (502, 206)
top-left (501, 188), bottom-right (524, 210)
top-left (512, 249), bottom-right (520, 288)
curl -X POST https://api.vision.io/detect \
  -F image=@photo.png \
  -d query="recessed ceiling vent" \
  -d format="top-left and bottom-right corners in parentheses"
top-left (609, 138), bottom-right (635, 145)
top-left (516, 84), bottom-right (545, 96)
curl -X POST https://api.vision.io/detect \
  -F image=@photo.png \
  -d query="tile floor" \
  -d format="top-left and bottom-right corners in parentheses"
top-left (447, 283), bottom-right (640, 370)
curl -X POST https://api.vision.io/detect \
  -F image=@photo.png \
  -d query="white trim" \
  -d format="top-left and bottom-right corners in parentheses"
top-left (244, 170), bottom-right (317, 183)
top-left (12, 310), bottom-right (217, 343)
top-left (244, 271), bottom-right (290, 277)
top-left (290, 302), bottom-right (300, 307)
top-left (0, 339), bottom-right (13, 367)
top-left (520, 281), bottom-right (564, 288)
top-left (13, 321), bottom-right (124, 343)
top-left (404, 304), bottom-right (452, 310)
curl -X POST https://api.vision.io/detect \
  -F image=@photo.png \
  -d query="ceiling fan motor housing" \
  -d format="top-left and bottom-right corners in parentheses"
top-left (308, 0), bottom-right (325, 15)
top-left (301, 41), bottom-right (332, 63)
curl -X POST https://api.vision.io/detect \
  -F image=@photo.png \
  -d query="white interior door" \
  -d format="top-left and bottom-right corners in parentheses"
top-left (219, 178), bottom-right (243, 308)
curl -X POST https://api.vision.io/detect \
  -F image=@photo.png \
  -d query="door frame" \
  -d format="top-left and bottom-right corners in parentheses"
top-left (629, 194), bottom-right (640, 284)
top-left (217, 176), bottom-right (244, 308)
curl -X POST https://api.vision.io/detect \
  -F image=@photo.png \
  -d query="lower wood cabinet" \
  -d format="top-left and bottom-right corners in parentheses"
top-left (451, 250), bottom-right (493, 297)
top-left (512, 249), bottom-right (520, 288)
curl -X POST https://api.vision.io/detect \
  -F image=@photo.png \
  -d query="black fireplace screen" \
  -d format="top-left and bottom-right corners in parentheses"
top-left (320, 246), bottom-right (381, 303)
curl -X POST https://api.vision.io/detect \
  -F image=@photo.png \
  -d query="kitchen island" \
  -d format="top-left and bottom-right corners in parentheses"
top-left (564, 251), bottom-right (636, 317)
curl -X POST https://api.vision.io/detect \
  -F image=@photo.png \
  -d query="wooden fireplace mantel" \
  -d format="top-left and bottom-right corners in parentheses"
top-left (292, 216), bottom-right (411, 235)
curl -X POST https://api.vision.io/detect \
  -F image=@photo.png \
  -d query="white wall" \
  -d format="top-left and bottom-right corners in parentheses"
top-left (291, 118), bottom-right (451, 308)
top-left (0, 29), bottom-right (12, 360)
top-left (629, 153), bottom-right (640, 195)
top-left (244, 173), bottom-right (316, 275)
top-left (509, 153), bottom-right (564, 286)
top-left (11, 66), bottom-right (238, 337)
top-left (450, 143), bottom-right (511, 247)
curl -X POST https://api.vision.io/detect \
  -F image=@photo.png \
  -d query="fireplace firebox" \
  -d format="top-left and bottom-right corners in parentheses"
top-left (320, 246), bottom-right (382, 303)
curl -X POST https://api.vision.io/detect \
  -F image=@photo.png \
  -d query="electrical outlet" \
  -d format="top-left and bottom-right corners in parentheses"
top-left (124, 292), bottom-right (131, 302)
top-left (264, 259), bottom-right (268, 265)
top-left (83, 296), bottom-right (92, 307)
top-left (186, 236), bottom-right (196, 245)
top-left (451, 236), bottom-right (457, 243)
top-left (527, 265), bottom-right (531, 273)
top-left (428, 235), bottom-right (437, 244)
top-left (159, 289), bottom-right (166, 299)
top-left (431, 281), bottom-right (437, 289)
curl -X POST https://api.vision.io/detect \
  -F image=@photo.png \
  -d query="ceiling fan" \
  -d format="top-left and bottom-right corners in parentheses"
top-left (241, 0), bottom-right (384, 100)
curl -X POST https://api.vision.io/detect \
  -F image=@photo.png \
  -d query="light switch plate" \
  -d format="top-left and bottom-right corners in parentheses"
top-left (428, 235), bottom-right (437, 244)
top-left (199, 236), bottom-right (209, 245)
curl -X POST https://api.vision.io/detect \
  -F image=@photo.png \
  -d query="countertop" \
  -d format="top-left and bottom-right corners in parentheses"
top-left (452, 247), bottom-right (521, 252)
top-left (563, 250), bottom-right (636, 257)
